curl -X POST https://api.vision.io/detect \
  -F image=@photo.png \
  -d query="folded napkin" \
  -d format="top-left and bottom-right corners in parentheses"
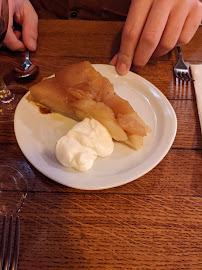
top-left (190, 65), bottom-right (202, 133)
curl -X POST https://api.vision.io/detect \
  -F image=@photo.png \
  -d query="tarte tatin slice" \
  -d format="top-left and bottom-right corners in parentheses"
top-left (28, 61), bottom-right (150, 150)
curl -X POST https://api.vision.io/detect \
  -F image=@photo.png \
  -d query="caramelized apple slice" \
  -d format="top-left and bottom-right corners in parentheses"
top-left (117, 114), bottom-right (146, 136)
top-left (102, 92), bottom-right (134, 116)
top-left (128, 112), bottom-right (151, 133)
top-left (71, 99), bottom-right (127, 141)
top-left (124, 134), bottom-right (144, 150)
top-left (65, 83), bottom-right (94, 100)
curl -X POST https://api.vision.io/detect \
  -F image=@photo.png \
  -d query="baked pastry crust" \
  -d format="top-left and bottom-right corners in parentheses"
top-left (29, 61), bottom-right (150, 149)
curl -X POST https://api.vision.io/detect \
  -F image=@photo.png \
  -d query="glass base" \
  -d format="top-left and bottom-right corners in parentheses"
top-left (0, 95), bottom-right (20, 122)
top-left (0, 165), bottom-right (27, 215)
top-left (0, 84), bottom-right (28, 122)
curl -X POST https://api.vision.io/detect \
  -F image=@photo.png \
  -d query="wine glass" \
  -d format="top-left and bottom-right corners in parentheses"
top-left (0, 0), bottom-right (27, 122)
top-left (0, 165), bottom-right (28, 215)
top-left (0, 0), bottom-right (14, 122)
top-left (0, 0), bottom-right (27, 215)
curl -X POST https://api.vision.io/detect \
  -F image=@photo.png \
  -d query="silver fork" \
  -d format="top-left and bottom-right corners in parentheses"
top-left (173, 47), bottom-right (194, 81)
top-left (0, 216), bottom-right (20, 270)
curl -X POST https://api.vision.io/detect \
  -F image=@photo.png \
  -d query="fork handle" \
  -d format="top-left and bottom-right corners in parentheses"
top-left (176, 46), bottom-right (184, 61)
top-left (177, 46), bottom-right (181, 54)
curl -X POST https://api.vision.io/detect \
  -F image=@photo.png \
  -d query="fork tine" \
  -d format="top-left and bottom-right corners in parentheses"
top-left (0, 216), bottom-right (7, 269)
top-left (10, 217), bottom-right (20, 270)
top-left (4, 216), bottom-right (14, 270)
top-left (185, 72), bottom-right (194, 82)
top-left (181, 72), bottom-right (188, 81)
top-left (173, 46), bottom-right (194, 82)
top-left (177, 72), bottom-right (184, 81)
top-left (173, 69), bottom-right (180, 80)
top-left (183, 73), bottom-right (190, 82)
top-left (174, 72), bottom-right (179, 79)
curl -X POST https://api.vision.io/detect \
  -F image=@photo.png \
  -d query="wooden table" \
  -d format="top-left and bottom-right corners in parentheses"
top-left (0, 20), bottom-right (202, 269)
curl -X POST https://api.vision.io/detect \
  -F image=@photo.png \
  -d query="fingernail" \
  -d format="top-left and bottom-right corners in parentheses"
top-left (117, 63), bottom-right (128, 75)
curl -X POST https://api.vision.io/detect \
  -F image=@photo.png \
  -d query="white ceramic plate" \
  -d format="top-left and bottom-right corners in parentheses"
top-left (14, 64), bottom-right (177, 190)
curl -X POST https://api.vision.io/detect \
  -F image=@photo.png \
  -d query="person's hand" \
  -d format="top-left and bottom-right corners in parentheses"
top-left (3, 0), bottom-right (38, 51)
top-left (110, 0), bottom-right (202, 75)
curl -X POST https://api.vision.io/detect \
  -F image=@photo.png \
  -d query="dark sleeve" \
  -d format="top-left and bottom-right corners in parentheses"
top-left (30, 0), bottom-right (69, 19)
top-left (30, 0), bottom-right (130, 20)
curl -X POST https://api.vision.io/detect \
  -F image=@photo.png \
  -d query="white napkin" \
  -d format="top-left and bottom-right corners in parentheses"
top-left (190, 65), bottom-right (202, 133)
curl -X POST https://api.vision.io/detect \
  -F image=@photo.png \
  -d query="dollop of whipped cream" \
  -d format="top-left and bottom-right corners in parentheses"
top-left (55, 118), bottom-right (114, 172)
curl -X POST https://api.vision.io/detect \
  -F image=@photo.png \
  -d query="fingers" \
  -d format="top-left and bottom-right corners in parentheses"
top-left (154, 0), bottom-right (202, 56)
top-left (3, 4), bottom-right (26, 51)
top-left (153, 2), bottom-right (189, 57)
top-left (4, 0), bottom-right (38, 52)
top-left (21, 0), bottom-right (38, 51)
top-left (14, 30), bottom-right (22, 40)
top-left (132, 0), bottom-right (172, 70)
top-left (3, 30), bottom-right (26, 51)
top-left (176, 1), bottom-right (202, 46)
top-left (115, 0), bottom-right (152, 75)
top-left (115, 0), bottom-right (202, 75)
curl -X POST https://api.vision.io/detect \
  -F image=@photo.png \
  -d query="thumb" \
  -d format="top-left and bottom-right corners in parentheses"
top-left (21, 1), bottom-right (38, 51)
top-left (3, 0), bottom-right (26, 51)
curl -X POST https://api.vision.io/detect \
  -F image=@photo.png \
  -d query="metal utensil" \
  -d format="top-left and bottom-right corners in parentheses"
top-left (14, 50), bottom-right (38, 78)
top-left (173, 47), bottom-right (193, 81)
top-left (0, 216), bottom-right (20, 270)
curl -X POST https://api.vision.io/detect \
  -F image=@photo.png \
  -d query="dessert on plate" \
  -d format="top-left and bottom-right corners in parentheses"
top-left (28, 61), bottom-right (151, 150)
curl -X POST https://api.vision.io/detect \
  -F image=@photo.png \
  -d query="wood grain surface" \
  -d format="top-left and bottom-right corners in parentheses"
top-left (0, 20), bottom-right (202, 270)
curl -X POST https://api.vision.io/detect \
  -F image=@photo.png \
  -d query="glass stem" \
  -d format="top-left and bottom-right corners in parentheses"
top-left (0, 76), bottom-right (15, 103)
